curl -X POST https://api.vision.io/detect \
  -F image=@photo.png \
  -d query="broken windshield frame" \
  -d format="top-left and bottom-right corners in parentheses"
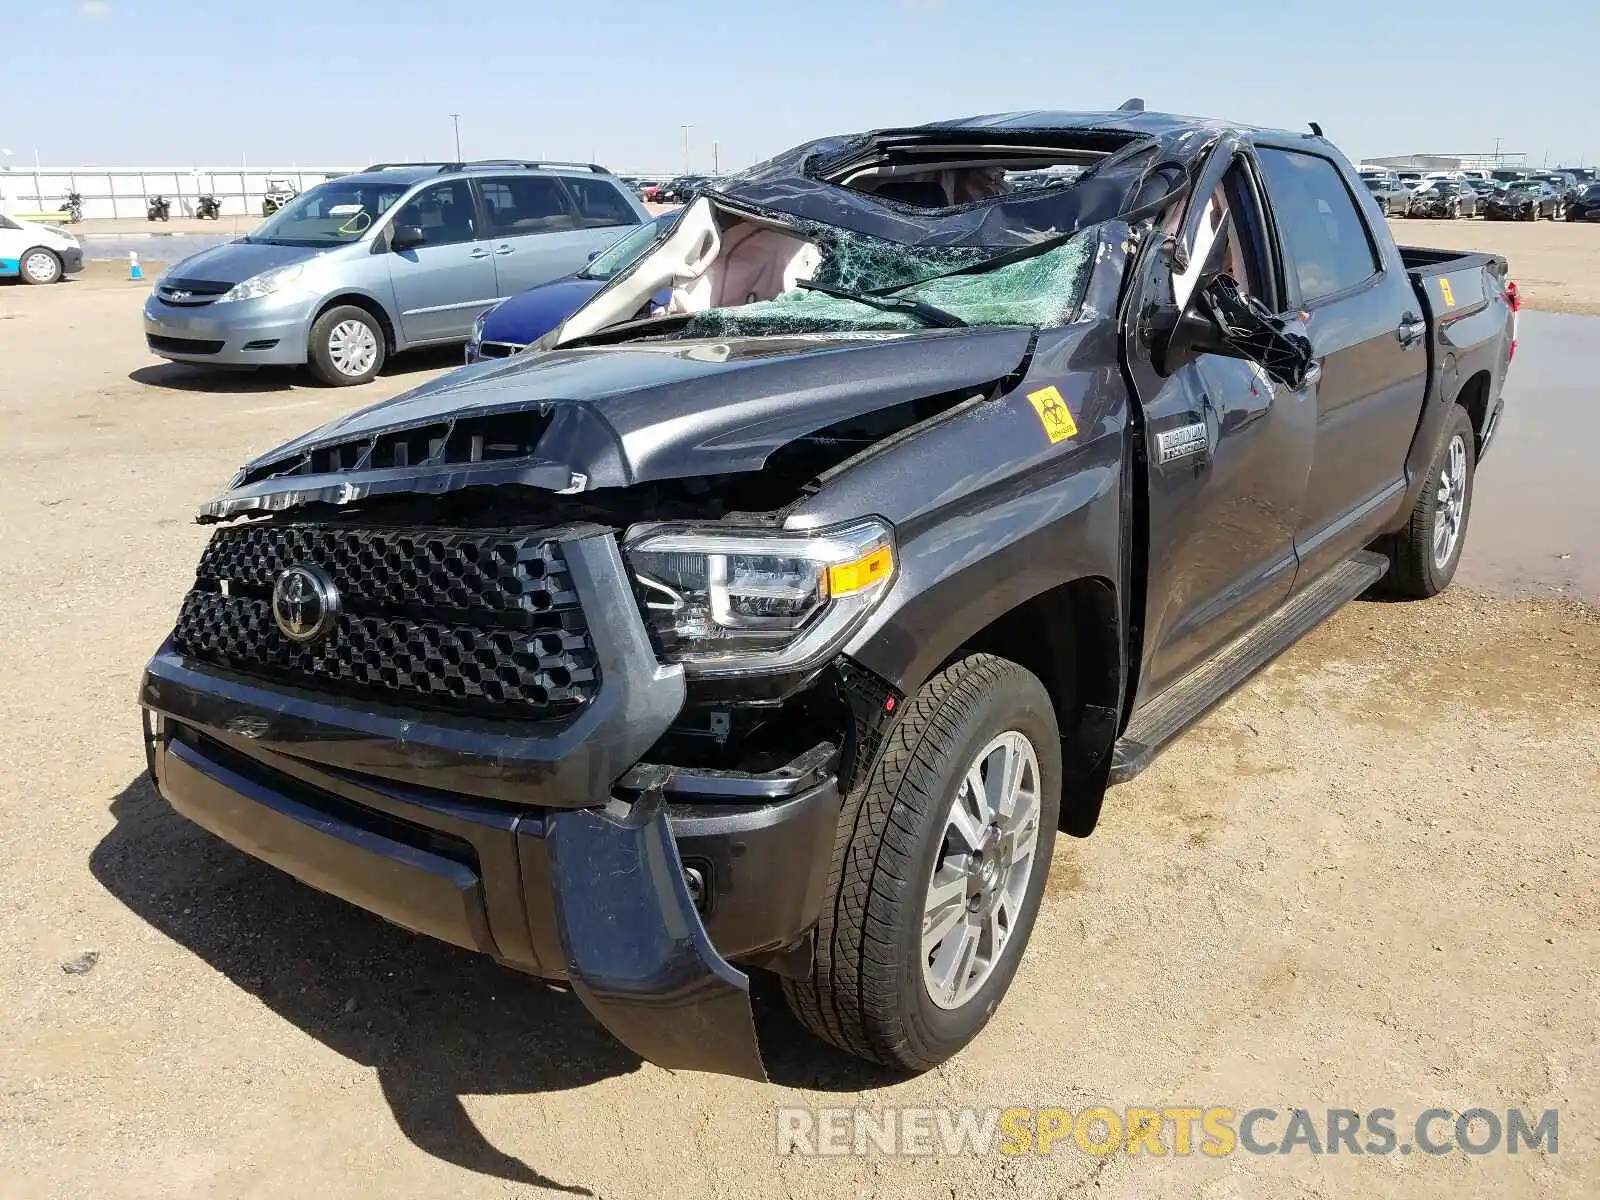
top-left (794, 278), bottom-right (968, 328)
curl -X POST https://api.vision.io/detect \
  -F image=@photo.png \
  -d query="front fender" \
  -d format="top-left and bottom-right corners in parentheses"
top-left (790, 320), bottom-right (1130, 698)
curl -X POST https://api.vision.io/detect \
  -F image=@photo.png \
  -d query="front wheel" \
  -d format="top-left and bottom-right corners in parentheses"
top-left (1376, 405), bottom-right (1476, 598)
top-left (19, 247), bottom-right (63, 285)
top-left (783, 653), bottom-right (1061, 1071)
top-left (307, 305), bottom-right (386, 386)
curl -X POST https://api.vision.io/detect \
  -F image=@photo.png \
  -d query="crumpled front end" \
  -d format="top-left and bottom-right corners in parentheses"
top-left (139, 516), bottom-right (865, 1079)
top-left (139, 499), bottom-right (902, 1078)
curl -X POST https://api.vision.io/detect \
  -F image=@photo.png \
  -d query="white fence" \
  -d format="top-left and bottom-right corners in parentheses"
top-left (0, 166), bottom-right (353, 220)
top-left (0, 164), bottom-right (687, 220)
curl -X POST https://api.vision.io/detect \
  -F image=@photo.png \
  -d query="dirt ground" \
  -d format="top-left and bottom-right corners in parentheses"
top-left (1388, 216), bottom-right (1600, 315)
top-left (1, 266), bottom-right (1597, 1199)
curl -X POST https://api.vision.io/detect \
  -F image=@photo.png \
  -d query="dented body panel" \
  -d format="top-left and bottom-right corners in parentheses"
top-left (203, 328), bottom-right (1033, 522)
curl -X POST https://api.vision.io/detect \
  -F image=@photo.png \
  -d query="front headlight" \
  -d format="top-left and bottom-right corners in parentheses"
top-left (623, 519), bottom-right (895, 676)
top-left (219, 261), bottom-right (311, 303)
top-left (471, 307), bottom-right (491, 344)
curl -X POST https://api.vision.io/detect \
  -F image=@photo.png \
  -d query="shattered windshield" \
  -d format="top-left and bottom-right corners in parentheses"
top-left (683, 225), bottom-right (1096, 338)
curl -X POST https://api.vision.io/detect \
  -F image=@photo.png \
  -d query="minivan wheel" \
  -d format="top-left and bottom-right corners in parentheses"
top-left (20, 247), bottom-right (63, 285)
top-left (783, 653), bottom-right (1061, 1071)
top-left (308, 306), bottom-right (386, 386)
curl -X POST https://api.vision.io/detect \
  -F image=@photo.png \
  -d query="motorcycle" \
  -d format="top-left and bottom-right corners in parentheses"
top-left (146, 195), bottom-right (171, 222)
top-left (195, 194), bottom-right (222, 220)
top-left (61, 191), bottom-right (84, 223)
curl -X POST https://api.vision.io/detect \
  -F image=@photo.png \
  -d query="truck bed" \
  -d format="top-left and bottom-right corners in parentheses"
top-left (1398, 245), bottom-right (1506, 278)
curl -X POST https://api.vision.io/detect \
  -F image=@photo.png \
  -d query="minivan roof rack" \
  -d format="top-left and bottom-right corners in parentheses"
top-left (362, 159), bottom-right (611, 175)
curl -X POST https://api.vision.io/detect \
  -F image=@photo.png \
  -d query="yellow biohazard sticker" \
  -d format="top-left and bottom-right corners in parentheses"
top-left (1026, 386), bottom-right (1079, 444)
top-left (1439, 278), bottom-right (1456, 308)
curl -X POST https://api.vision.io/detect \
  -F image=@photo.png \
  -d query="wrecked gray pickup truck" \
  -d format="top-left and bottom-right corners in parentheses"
top-left (139, 105), bottom-right (1515, 1080)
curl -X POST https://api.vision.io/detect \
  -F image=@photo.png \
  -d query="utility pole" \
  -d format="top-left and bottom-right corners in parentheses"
top-left (712, 140), bottom-right (719, 175)
top-left (450, 113), bottom-right (463, 162)
top-left (681, 124), bottom-right (694, 173)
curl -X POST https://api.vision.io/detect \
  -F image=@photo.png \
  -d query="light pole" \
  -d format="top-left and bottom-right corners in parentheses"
top-left (681, 124), bottom-right (694, 174)
top-left (450, 113), bottom-right (463, 161)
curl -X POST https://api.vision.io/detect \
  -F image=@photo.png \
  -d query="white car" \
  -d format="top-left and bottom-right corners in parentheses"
top-left (0, 213), bottom-right (84, 284)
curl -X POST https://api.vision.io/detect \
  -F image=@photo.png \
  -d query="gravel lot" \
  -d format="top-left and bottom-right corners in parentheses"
top-left (1, 249), bottom-right (1597, 1199)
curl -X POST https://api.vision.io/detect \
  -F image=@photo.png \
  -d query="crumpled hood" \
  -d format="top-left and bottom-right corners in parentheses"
top-left (163, 239), bottom-right (338, 283)
top-left (201, 326), bottom-right (1033, 521)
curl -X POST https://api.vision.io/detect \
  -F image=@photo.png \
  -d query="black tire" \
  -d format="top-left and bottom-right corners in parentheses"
top-left (307, 305), bottom-right (386, 386)
top-left (18, 246), bottom-right (63, 285)
top-left (1376, 404), bottom-right (1476, 599)
top-left (783, 653), bottom-right (1062, 1071)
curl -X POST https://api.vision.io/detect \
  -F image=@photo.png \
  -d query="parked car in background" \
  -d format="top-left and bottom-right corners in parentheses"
top-left (0, 212), bottom-right (84, 284)
top-left (1407, 179), bottom-right (1477, 219)
top-left (1363, 174), bottom-right (1412, 216)
top-left (1534, 172), bottom-right (1580, 203)
top-left (1483, 179), bottom-right (1561, 220)
top-left (143, 160), bottom-right (651, 385)
top-left (655, 174), bottom-right (710, 203)
top-left (465, 211), bottom-right (677, 362)
top-left (1566, 182), bottom-right (1600, 221)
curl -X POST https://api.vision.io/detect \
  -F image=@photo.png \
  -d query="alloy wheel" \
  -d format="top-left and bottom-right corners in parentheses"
top-left (921, 731), bottom-right (1042, 1010)
top-left (1433, 433), bottom-right (1468, 569)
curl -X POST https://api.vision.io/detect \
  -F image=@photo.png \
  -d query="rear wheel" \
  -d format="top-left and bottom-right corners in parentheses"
top-left (19, 247), bottom-right (62, 285)
top-left (1376, 404), bottom-right (1476, 599)
top-left (307, 305), bottom-right (386, 386)
top-left (783, 653), bottom-right (1061, 1071)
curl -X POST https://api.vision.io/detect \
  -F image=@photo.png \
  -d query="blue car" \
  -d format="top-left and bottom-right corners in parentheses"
top-left (465, 212), bottom-right (676, 362)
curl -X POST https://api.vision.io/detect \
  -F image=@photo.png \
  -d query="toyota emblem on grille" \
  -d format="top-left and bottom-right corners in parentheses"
top-left (271, 564), bottom-right (340, 644)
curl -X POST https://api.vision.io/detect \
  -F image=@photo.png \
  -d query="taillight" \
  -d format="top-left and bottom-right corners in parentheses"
top-left (1505, 279), bottom-right (1520, 362)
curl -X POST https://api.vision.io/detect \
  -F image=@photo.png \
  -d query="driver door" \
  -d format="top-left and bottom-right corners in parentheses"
top-left (1123, 155), bottom-right (1315, 703)
top-left (384, 180), bottom-right (499, 345)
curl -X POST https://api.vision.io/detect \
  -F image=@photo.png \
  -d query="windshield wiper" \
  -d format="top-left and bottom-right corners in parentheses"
top-left (794, 279), bottom-right (967, 328)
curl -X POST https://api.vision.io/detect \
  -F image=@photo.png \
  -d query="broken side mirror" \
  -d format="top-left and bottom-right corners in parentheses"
top-left (1148, 273), bottom-right (1314, 391)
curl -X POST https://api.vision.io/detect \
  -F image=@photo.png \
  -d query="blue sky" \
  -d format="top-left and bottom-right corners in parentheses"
top-left (2, 0), bottom-right (1594, 171)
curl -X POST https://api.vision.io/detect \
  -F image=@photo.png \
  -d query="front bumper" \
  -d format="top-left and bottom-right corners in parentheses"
top-left (60, 246), bottom-right (84, 275)
top-left (138, 529), bottom-right (839, 1079)
top-left (142, 292), bottom-right (318, 366)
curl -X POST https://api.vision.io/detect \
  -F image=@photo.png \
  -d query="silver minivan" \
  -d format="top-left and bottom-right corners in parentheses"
top-left (143, 160), bottom-right (651, 385)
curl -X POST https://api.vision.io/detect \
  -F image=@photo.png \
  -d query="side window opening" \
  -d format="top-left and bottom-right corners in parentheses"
top-left (1255, 147), bottom-right (1380, 304)
top-left (1173, 163), bottom-right (1270, 310)
top-left (565, 178), bottom-right (639, 229)
top-left (393, 181), bottom-right (477, 247)
top-left (479, 176), bottom-right (579, 236)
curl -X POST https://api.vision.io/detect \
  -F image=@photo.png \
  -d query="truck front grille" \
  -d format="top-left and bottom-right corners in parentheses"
top-left (170, 522), bottom-right (598, 719)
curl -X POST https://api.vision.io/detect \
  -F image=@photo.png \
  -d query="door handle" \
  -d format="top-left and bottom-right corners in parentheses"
top-left (1397, 313), bottom-right (1427, 347)
top-left (494, 245), bottom-right (515, 256)
top-left (469, 248), bottom-right (492, 260)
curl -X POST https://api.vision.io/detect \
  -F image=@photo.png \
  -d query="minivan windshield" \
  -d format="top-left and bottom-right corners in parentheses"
top-left (247, 179), bottom-right (412, 246)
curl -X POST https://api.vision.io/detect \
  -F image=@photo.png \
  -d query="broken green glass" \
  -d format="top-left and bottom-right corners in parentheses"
top-left (684, 226), bottom-right (1097, 338)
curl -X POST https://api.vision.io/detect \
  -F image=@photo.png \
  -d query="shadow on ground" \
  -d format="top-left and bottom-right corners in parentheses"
top-left (91, 774), bottom-right (896, 1189)
top-left (127, 346), bottom-right (465, 394)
